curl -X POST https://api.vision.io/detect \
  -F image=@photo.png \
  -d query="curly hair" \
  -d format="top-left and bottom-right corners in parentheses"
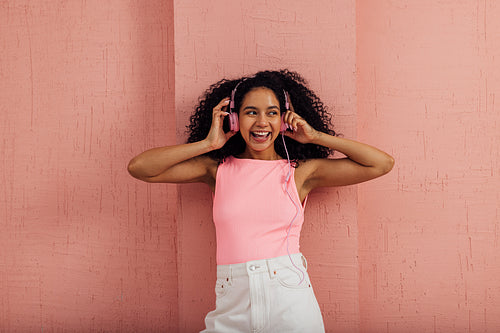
top-left (187, 69), bottom-right (336, 165)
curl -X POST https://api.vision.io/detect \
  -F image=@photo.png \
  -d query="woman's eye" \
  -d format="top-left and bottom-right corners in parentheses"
top-left (246, 111), bottom-right (257, 115)
top-left (269, 111), bottom-right (278, 116)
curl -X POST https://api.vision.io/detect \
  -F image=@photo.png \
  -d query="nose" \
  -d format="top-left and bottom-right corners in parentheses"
top-left (255, 113), bottom-right (267, 126)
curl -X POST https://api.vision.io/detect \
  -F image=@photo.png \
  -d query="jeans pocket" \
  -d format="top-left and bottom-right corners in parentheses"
top-left (214, 276), bottom-right (233, 299)
top-left (276, 266), bottom-right (311, 289)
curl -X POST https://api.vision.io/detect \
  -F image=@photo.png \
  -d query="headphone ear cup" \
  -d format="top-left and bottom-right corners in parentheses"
top-left (280, 113), bottom-right (290, 133)
top-left (228, 112), bottom-right (239, 132)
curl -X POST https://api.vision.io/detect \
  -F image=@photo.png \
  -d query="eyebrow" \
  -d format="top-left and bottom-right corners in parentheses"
top-left (242, 105), bottom-right (280, 111)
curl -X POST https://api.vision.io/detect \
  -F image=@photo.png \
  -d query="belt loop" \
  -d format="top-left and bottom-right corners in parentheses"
top-left (301, 254), bottom-right (308, 271)
top-left (230, 265), bottom-right (234, 281)
top-left (267, 258), bottom-right (277, 279)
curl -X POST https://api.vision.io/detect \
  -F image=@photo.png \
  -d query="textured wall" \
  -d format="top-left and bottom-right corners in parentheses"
top-left (4, 1), bottom-right (499, 332)
top-left (173, 0), bottom-right (358, 331)
top-left (357, 1), bottom-right (500, 332)
top-left (0, 1), bottom-right (177, 331)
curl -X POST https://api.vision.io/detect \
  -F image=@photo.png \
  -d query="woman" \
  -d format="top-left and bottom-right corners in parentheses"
top-left (128, 70), bottom-right (394, 332)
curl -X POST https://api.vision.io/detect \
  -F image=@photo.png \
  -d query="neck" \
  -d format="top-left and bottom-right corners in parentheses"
top-left (239, 148), bottom-right (281, 160)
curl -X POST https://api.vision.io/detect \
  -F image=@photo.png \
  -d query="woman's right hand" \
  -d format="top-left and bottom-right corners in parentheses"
top-left (128, 98), bottom-right (235, 184)
top-left (205, 97), bottom-right (236, 150)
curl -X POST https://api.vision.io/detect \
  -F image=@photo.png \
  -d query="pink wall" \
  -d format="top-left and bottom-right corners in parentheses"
top-left (357, 1), bottom-right (500, 332)
top-left (0, 1), bottom-right (177, 331)
top-left (2, 0), bottom-right (500, 332)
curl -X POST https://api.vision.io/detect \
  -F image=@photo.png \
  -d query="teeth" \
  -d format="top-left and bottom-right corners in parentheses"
top-left (253, 132), bottom-right (270, 135)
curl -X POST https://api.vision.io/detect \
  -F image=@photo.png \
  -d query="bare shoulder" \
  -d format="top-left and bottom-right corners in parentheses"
top-left (200, 155), bottom-right (219, 185)
top-left (294, 159), bottom-right (319, 182)
top-left (297, 156), bottom-right (393, 190)
top-left (189, 154), bottom-right (219, 187)
top-left (294, 159), bottom-right (322, 202)
top-left (294, 157), bottom-right (351, 196)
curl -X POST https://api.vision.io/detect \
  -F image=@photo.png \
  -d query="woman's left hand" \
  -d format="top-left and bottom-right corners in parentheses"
top-left (282, 93), bottom-right (320, 144)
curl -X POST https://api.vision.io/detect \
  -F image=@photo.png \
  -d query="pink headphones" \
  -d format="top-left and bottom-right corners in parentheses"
top-left (227, 82), bottom-right (291, 133)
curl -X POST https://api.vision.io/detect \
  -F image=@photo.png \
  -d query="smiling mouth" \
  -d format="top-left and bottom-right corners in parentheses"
top-left (251, 131), bottom-right (271, 142)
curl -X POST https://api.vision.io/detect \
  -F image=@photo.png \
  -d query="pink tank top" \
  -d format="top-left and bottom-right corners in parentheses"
top-left (213, 156), bottom-right (306, 265)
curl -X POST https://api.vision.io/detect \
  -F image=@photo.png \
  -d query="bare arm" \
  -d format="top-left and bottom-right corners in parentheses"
top-left (282, 107), bottom-right (394, 196)
top-left (127, 97), bottom-right (235, 186)
top-left (304, 133), bottom-right (395, 188)
top-left (127, 140), bottom-right (215, 183)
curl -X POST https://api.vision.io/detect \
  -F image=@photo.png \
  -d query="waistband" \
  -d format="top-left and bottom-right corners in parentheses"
top-left (216, 253), bottom-right (308, 279)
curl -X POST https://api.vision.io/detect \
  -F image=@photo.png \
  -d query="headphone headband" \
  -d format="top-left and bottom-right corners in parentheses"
top-left (229, 80), bottom-right (289, 114)
top-left (227, 81), bottom-right (290, 133)
top-left (229, 80), bottom-right (245, 113)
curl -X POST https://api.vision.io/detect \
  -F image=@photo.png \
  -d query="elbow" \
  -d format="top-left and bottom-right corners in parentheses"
top-left (371, 155), bottom-right (395, 178)
top-left (127, 158), bottom-right (142, 179)
top-left (381, 155), bottom-right (395, 175)
top-left (127, 158), bottom-right (156, 182)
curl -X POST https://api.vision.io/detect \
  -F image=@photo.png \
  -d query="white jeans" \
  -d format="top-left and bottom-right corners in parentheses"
top-left (201, 253), bottom-right (325, 333)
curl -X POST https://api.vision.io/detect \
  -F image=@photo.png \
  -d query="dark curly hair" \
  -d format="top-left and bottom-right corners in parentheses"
top-left (187, 69), bottom-right (336, 164)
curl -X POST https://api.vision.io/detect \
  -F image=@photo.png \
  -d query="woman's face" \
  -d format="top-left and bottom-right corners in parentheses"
top-left (238, 87), bottom-right (282, 159)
